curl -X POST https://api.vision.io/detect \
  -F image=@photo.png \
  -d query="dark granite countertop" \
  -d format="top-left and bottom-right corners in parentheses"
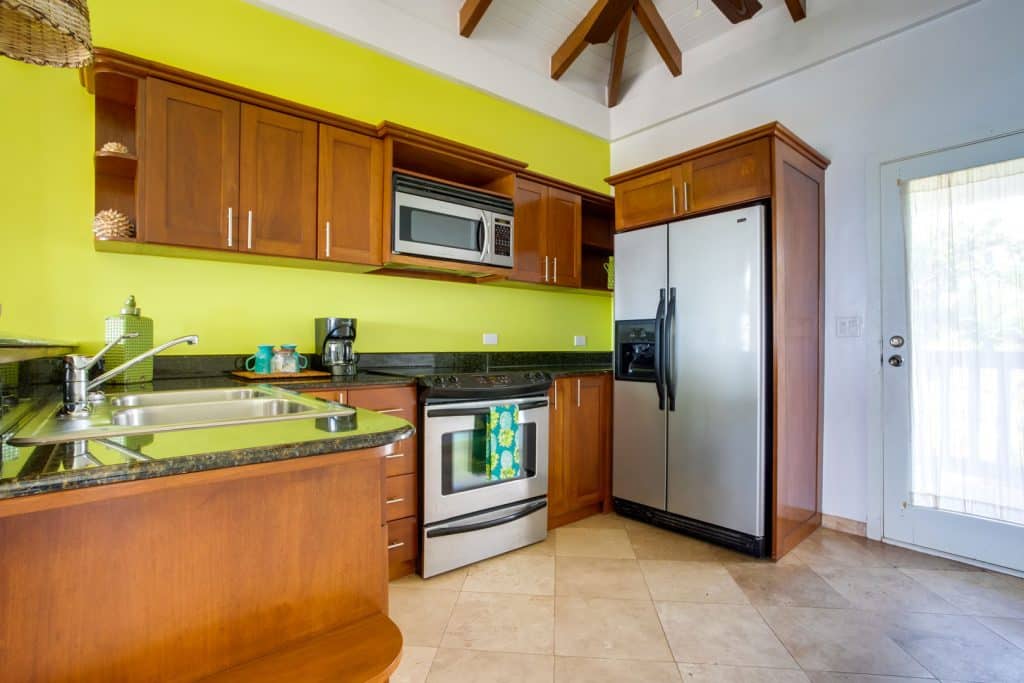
top-left (0, 383), bottom-right (414, 501)
top-left (506, 365), bottom-right (612, 378)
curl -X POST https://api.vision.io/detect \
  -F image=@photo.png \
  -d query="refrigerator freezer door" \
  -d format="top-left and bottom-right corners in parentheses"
top-left (613, 226), bottom-right (669, 509)
top-left (666, 206), bottom-right (766, 537)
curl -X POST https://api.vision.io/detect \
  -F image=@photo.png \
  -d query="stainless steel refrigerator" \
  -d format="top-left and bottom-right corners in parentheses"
top-left (612, 204), bottom-right (768, 556)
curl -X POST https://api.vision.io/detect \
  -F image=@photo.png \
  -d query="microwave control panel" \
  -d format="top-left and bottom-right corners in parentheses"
top-left (493, 218), bottom-right (512, 257)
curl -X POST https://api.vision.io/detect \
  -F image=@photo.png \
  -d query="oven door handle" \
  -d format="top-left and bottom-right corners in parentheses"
top-left (427, 400), bottom-right (548, 417)
top-left (425, 499), bottom-right (547, 538)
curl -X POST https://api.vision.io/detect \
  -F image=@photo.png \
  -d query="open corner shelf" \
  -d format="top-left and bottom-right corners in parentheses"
top-left (95, 150), bottom-right (138, 178)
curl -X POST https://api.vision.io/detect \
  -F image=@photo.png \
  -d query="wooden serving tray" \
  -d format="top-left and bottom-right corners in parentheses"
top-left (231, 369), bottom-right (332, 381)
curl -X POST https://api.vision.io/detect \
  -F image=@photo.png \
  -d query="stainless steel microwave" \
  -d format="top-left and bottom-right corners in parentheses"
top-left (392, 173), bottom-right (514, 268)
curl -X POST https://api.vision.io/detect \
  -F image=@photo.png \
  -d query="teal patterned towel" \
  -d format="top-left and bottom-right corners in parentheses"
top-left (488, 404), bottom-right (521, 480)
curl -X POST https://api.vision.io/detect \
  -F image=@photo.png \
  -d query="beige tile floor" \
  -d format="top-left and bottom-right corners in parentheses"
top-left (388, 513), bottom-right (1024, 682)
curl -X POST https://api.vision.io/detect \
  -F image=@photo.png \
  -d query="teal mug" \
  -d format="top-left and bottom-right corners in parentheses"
top-left (280, 344), bottom-right (309, 371)
top-left (245, 344), bottom-right (275, 374)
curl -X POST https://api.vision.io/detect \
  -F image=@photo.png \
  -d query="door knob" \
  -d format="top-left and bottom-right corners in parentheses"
top-left (888, 355), bottom-right (903, 367)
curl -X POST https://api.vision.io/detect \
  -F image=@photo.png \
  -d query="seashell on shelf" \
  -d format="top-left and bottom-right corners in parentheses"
top-left (99, 141), bottom-right (130, 154)
top-left (93, 209), bottom-right (135, 240)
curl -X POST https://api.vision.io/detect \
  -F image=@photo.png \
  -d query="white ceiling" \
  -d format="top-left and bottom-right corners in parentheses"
top-left (379, 0), bottom-right (784, 104)
top-left (248, 0), bottom-right (980, 140)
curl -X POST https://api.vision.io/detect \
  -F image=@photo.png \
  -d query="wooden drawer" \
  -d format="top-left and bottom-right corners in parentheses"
top-left (347, 385), bottom-right (417, 415)
top-left (384, 441), bottom-right (417, 477)
top-left (384, 473), bottom-right (417, 521)
top-left (386, 516), bottom-right (418, 566)
top-left (300, 388), bottom-right (347, 404)
top-left (689, 138), bottom-right (771, 213)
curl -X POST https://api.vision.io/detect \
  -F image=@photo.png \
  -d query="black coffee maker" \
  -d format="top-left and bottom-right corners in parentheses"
top-left (315, 317), bottom-right (358, 376)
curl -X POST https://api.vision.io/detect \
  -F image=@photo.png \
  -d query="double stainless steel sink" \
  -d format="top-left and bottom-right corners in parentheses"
top-left (9, 385), bottom-right (356, 446)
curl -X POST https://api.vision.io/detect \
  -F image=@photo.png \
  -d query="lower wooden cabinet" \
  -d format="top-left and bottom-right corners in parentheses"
top-left (548, 373), bottom-right (612, 528)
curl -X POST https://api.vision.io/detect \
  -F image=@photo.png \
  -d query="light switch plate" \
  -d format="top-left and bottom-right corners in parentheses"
top-left (836, 316), bottom-right (863, 338)
top-left (573, 335), bottom-right (587, 347)
top-left (482, 333), bottom-right (499, 345)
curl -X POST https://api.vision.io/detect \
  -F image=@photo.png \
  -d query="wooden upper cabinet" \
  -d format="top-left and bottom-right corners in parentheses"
top-left (239, 105), bottom-right (318, 258)
top-left (547, 187), bottom-right (582, 288)
top-left (511, 177), bottom-right (583, 287)
top-left (511, 178), bottom-right (547, 284)
top-left (143, 78), bottom-right (239, 250)
top-left (688, 139), bottom-right (771, 213)
top-left (614, 165), bottom-right (682, 231)
top-left (318, 125), bottom-right (383, 265)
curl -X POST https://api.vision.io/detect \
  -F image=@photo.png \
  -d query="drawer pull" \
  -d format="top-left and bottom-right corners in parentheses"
top-left (377, 408), bottom-right (405, 414)
top-left (386, 497), bottom-right (405, 505)
top-left (384, 453), bottom-right (405, 460)
top-left (387, 541), bottom-right (405, 550)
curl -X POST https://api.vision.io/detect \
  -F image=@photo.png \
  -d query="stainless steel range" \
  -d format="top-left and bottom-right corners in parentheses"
top-left (413, 370), bottom-right (552, 577)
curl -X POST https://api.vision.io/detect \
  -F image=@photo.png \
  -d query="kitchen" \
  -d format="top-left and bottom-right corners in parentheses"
top-left (2, 1), bottom-right (1024, 682)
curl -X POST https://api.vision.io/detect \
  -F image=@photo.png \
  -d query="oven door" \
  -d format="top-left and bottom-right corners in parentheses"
top-left (422, 395), bottom-right (549, 524)
top-left (393, 191), bottom-right (492, 264)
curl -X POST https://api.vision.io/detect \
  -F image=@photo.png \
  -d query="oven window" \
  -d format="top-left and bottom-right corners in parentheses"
top-left (399, 206), bottom-right (481, 251)
top-left (441, 417), bottom-right (537, 495)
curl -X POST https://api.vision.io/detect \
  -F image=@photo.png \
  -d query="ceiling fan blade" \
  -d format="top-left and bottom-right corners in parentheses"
top-left (784, 0), bottom-right (807, 22)
top-left (710, 0), bottom-right (764, 24)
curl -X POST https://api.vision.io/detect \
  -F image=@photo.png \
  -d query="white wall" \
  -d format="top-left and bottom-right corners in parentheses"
top-left (610, 0), bottom-right (1024, 524)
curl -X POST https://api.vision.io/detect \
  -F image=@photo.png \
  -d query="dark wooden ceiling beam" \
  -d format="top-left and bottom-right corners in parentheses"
top-left (784, 0), bottom-right (807, 21)
top-left (551, 0), bottom-right (635, 80)
top-left (710, 0), bottom-right (763, 24)
top-left (459, 0), bottom-right (494, 37)
top-left (606, 13), bottom-right (631, 107)
top-left (633, 0), bottom-right (682, 77)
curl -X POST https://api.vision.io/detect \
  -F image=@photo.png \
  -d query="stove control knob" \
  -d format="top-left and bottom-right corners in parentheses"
top-left (447, 375), bottom-right (458, 385)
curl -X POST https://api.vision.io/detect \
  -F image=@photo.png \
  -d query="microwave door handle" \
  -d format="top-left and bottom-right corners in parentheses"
top-left (479, 211), bottom-right (490, 262)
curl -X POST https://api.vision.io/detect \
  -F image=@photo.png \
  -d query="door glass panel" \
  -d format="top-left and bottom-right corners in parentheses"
top-left (399, 206), bottom-right (480, 250)
top-left (441, 418), bottom-right (536, 494)
top-left (903, 157), bottom-right (1024, 525)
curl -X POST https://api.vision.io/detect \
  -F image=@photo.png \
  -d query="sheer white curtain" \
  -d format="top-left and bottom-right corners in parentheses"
top-left (903, 157), bottom-right (1024, 526)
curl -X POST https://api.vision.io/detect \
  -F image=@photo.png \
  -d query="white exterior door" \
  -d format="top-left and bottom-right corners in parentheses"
top-left (881, 132), bottom-right (1024, 572)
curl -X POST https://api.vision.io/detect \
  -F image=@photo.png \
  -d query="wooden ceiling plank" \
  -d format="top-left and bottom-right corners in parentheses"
top-left (784, 0), bottom-right (807, 21)
top-left (710, 0), bottom-right (764, 24)
top-left (607, 13), bottom-right (630, 108)
top-left (551, 0), bottom-right (635, 80)
top-left (459, 0), bottom-right (493, 37)
top-left (633, 0), bottom-right (682, 77)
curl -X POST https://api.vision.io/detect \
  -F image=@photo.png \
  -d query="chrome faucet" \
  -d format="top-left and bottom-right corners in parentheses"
top-left (62, 334), bottom-right (199, 417)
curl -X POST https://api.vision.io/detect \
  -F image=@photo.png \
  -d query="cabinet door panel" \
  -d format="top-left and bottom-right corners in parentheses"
top-left (318, 125), bottom-right (383, 265)
top-left (547, 187), bottom-right (582, 288)
top-left (143, 78), bottom-right (239, 250)
top-left (547, 380), bottom-right (571, 519)
top-left (511, 177), bottom-right (547, 284)
top-left (689, 139), bottom-right (771, 213)
top-left (570, 375), bottom-right (610, 508)
top-left (239, 105), bottom-right (318, 258)
top-left (614, 166), bottom-right (682, 231)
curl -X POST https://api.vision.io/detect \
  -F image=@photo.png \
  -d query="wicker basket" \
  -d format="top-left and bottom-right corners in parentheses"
top-left (0, 0), bottom-right (92, 68)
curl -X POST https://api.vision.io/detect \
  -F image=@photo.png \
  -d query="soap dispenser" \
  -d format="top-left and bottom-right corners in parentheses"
top-left (104, 295), bottom-right (154, 384)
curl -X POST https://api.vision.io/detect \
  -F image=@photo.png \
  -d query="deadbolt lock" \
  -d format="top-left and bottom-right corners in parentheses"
top-left (889, 335), bottom-right (905, 348)
top-left (888, 355), bottom-right (904, 367)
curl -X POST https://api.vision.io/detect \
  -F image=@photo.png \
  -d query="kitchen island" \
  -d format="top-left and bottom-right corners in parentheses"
top-left (0, 384), bottom-right (414, 682)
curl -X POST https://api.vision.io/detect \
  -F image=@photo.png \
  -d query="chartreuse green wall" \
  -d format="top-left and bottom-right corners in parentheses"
top-left (0, 0), bottom-right (611, 354)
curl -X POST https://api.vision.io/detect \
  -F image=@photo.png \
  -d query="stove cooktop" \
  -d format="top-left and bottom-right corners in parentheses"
top-left (369, 368), bottom-right (552, 400)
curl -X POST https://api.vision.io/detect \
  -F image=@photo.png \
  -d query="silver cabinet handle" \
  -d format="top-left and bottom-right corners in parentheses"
top-left (672, 186), bottom-right (677, 214)
top-left (246, 210), bottom-right (253, 250)
top-left (544, 255), bottom-right (549, 282)
top-left (576, 378), bottom-right (581, 407)
top-left (384, 453), bottom-right (405, 460)
top-left (553, 257), bottom-right (558, 283)
top-left (227, 207), bottom-right (233, 247)
top-left (386, 497), bottom-right (405, 505)
top-left (683, 182), bottom-right (689, 212)
top-left (325, 221), bottom-right (331, 258)
top-left (387, 541), bottom-right (405, 550)
top-left (553, 385), bottom-right (557, 411)
top-left (378, 408), bottom-right (405, 414)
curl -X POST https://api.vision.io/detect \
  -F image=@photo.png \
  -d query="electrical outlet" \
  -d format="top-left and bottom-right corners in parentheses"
top-left (482, 333), bottom-right (499, 345)
top-left (573, 335), bottom-right (587, 347)
top-left (836, 316), bottom-right (863, 338)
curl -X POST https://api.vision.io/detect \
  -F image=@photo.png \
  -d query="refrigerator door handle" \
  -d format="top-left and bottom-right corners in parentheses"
top-left (654, 288), bottom-right (666, 411)
top-left (666, 287), bottom-right (678, 411)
